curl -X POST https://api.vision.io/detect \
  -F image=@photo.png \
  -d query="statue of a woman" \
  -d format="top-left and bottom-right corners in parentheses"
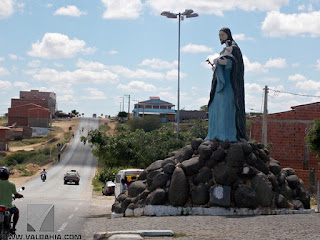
top-left (205, 27), bottom-right (248, 142)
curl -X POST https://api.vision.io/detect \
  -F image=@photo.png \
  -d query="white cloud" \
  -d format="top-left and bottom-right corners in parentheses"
top-left (139, 58), bottom-right (177, 69)
top-left (243, 56), bottom-right (267, 73)
top-left (146, 0), bottom-right (289, 16)
top-left (102, 0), bottom-right (143, 19)
top-left (13, 81), bottom-right (29, 89)
top-left (0, 57), bottom-right (4, 61)
top-left (54, 5), bottom-right (87, 17)
top-left (296, 79), bottom-right (320, 91)
top-left (0, 67), bottom-right (9, 76)
top-left (9, 54), bottom-right (24, 60)
top-left (264, 58), bottom-right (287, 68)
top-left (82, 88), bottom-right (107, 100)
top-left (288, 73), bottom-right (307, 82)
top-left (0, 0), bottom-right (15, 19)
top-left (29, 67), bottom-right (119, 84)
top-left (233, 33), bottom-right (254, 41)
top-left (245, 83), bottom-right (263, 93)
top-left (27, 33), bottom-right (96, 59)
top-left (108, 65), bottom-right (164, 79)
top-left (0, 80), bottom-right (12, 90)
top-left (117, 81), bottom-right (156, 92)
top-left (181, 43), bottom-right (213, 53)
top-left (317, 59), bottom-right (320, 70)
top-left (292, 62), bottom-right (300, 67)
top-left (108, 50), bottom-right (118, 55)
top-left (28, 60), bottom-right (41, 68)
top-left (166, 69), bottom-right (187, 81)
top-left (298, 5), bottom-right (305, 11)
top-left (262, 11), bottom-right (320, 37)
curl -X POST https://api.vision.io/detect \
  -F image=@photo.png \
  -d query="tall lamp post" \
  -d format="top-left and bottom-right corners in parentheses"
top-left (161, 9), bottom-right (198, 137)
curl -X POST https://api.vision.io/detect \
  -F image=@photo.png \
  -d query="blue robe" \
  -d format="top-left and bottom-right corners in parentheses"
top-left (205, 59), bottom-right (237, 142)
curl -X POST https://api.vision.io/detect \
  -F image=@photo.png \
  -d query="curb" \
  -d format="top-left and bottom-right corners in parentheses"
top-left (94, 230), bottom-right (174, 240)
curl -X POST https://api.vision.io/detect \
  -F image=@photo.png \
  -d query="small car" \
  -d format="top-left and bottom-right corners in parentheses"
top-left (102, 181), bottom-right (115, 196)
top-left (64, 170), bottom-right (80, 185)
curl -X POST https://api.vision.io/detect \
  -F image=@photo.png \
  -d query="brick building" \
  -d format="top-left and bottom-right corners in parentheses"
top-left (8, 103), bottom-right (51, 128)
top-left (19, 90), bottom-right (56, 118)
top-left (251, 102), bottom-right (320, 189)
top-left (0, 126), bottom-right (10, 151)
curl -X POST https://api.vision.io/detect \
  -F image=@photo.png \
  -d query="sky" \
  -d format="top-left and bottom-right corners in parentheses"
top-left (1, 0), bottom-right (320, 117)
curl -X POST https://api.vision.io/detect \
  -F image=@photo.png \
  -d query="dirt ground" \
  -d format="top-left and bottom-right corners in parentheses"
top-left (9, 118), bottom-right (79, 152)
top-left (9, 118), bottom-right (79, 186)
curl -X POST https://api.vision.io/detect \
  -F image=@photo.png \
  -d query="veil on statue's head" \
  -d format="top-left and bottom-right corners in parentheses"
top-left (220, 27), bottom-right (234, 42)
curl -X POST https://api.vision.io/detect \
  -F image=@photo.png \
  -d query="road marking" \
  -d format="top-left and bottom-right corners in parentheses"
top-left (68, 214), bottom-right (74, 219)
top-left (58, 222), bottom-right (68, 232)
top-left (74, 207), bottom-right (79, 212)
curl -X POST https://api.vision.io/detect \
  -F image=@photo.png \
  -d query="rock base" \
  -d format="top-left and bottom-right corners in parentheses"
top-left (116, 205), bottom-right (315, 218)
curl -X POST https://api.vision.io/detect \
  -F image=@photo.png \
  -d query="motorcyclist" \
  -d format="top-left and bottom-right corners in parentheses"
top-left (41, 169), bottom-right (47, 180)
top-left (0, 166), bottom-right (23, 234)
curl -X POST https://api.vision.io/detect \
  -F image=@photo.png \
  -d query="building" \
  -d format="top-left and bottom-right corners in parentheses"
top-left (133, 97), bottom-right (176, 122)
top-left (0, 126), bottom-right (10, 151)
top-left (8, 103), bottom-right (51, 128)
top-left (251, 102), bottom-right (320, 189)
top-left (19, 90), bottom-right (56, 118)
top-left (179, 110), bottom-right (208, 121)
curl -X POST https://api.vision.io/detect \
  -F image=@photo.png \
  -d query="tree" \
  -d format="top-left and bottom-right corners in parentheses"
top-left (71, 109), bottom-right (79, 116)
top-left (200, 105), bottom-right (208, 111)
top-left (305, 119), bottom-right (320, 157)
top-left (118, 111), bottom-right (128, 118)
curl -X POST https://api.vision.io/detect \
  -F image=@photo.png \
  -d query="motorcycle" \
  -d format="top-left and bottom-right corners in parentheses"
top-left (41, 174), bottom-right (46, 182)
top-left (0, 187), bottom-right (25, 240)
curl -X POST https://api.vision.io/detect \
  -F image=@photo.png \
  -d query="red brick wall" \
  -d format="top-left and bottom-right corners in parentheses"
top-left (8, 104), bottom-right (50, 127)
top-left (11, 98), bottom-right (49, 109)
top-left (251, 102), bottom-right (320, 189)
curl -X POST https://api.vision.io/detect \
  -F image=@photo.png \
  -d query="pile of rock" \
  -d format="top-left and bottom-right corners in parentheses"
top-left (112, 139), bottom-right (310, 215)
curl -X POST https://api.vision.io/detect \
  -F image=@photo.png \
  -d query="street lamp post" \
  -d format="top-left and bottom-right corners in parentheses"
top-left (161, 9), bottom-right (198, 137)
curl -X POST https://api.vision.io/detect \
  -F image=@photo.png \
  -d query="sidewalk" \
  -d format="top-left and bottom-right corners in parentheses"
top-left (83, 195), bottom-right (320, 240)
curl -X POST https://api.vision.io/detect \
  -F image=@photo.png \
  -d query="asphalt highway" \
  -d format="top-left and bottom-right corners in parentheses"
top-left (13, 117), bottom-right (99, 239)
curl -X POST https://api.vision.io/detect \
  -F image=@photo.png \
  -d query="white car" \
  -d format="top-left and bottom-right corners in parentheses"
top-left (114, 169), bottom-right (144, 198)
top-left (102, 181), bottom-right (115, 195)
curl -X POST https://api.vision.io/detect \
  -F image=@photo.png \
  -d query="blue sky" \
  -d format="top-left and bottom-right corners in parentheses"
top-left (1, 0), bottom-right (320, 117)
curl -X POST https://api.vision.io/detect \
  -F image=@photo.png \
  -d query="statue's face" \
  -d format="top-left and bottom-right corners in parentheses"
top-left (219, 31), bottom-right (228, 44)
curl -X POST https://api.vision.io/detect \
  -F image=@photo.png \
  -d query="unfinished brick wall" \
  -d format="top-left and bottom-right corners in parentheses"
top-left (251, 102), bottom-right (320, 189)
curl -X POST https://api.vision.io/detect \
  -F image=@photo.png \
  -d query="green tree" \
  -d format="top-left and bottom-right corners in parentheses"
top-left (118, 111), bottom-right (128, 118)
top-left (127, 116), bottom-right (163, 132)
top-left (306, 119), bottom-right (320, 157)
top-left (200, 105), bottom-right (208, 111)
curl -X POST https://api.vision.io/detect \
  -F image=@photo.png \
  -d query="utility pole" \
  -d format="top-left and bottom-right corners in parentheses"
top-left (262, 85), bottom-right (269, 146)
top-left (125, 94), bottom-right (130, 120)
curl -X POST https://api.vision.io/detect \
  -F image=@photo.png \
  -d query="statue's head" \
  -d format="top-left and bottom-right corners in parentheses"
top-left (219, 27), bottom-right (233, 45)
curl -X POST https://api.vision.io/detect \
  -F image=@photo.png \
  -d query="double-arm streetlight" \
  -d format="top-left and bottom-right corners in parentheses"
top-left (161, 9), bottom-right (198, 137)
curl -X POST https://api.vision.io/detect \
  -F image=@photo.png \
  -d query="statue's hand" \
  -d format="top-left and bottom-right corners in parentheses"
top-left (218, 57), bottom-right (227, 65)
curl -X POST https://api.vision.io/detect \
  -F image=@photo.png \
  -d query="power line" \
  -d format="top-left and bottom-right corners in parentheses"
top-left (268, 88), bottom-right (320, 98)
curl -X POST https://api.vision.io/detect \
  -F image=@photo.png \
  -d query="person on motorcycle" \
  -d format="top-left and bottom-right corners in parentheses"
top-left (0, 166), bottom-right (24, 234)
top-left (41, 169), bottom-right (47, 180)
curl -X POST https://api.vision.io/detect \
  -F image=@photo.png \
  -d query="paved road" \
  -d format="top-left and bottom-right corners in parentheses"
top-left (83, 199), bottom-right (320, 240)
top-left (13, 117), bottom-right (99, 239)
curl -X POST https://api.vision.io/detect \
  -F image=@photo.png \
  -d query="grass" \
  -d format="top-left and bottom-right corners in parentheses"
top-left (92, 174), bottom-right (104, 193)
top-left (173, 233), bottom-right (188, 238)
top-left (100, 125), bottom-right (110, 132)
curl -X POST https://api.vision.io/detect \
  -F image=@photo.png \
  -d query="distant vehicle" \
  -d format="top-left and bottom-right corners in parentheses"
top-left (93, 114), bottom-right (97, 118)
top-left (110, 118), bottom-right (115, 122)
top-left (114, 169), bottom-right (144, 198)
top-left (64, 170), bottom-right (80, 185)
top-left (102, 181), bottom-right (115, 196)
